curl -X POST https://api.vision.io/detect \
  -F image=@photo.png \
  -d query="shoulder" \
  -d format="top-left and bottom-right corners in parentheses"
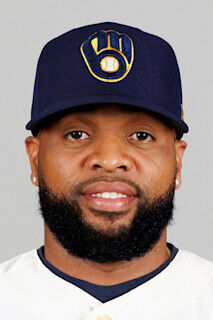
top-left (0, 249), bottom-right (48, 319)
top-left (0, 249), bottom-right (38, 276)
top-left (173, 248), bottom-right (213, 290)
top-left (177, 248), bottom-right (213, 273)
top-left (0, 249), bottom-right (39, 292)
top-left (175, 249), bottom-right (213, 315)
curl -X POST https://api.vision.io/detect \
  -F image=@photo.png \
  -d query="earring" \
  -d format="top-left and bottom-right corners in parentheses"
top-left (32, 176), bottom-right (37, 183)
top-left (175, 179), bottom-right (178, 185)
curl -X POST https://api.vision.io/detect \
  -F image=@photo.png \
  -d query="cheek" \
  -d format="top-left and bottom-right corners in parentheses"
top-left (39, 145), bottom-right (79, 192)
top-left (140, 143), bottom-right (176, 195)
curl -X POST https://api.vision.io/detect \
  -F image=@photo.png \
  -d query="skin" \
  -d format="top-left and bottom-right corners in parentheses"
top-left (25, 103), bottom-right (187, 285)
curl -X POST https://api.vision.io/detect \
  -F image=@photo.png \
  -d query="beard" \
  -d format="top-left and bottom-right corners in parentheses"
top-left (38, 168), bottom-right (176, 264)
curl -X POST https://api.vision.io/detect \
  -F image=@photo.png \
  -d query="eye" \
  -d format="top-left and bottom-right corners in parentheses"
top-left (65, 131), bottom-right (89, 141)
top-left (130, 131), bottom-right (154, 142)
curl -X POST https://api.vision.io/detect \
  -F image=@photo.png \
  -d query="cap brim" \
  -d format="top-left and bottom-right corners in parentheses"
top-left (26, 95), bottom-right (189, 139)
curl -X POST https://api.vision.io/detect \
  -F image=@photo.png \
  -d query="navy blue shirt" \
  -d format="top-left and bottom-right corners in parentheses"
top-left (37, 242), bottom-right (178, 303)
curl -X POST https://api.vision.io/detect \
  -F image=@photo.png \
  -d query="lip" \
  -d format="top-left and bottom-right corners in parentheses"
top-left (82, 194), bottom-right (136, 212)
top-left (82, 181), bottom-right (137, 197)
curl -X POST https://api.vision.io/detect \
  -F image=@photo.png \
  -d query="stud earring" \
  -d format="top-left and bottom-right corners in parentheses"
top-left (32, 176), bottom-right (37, 183)
top-left (175, 179), bottom-right (178, 185)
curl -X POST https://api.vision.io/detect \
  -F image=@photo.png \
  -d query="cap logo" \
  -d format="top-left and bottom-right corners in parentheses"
top-left (80, 30), bottom-right (134, 82)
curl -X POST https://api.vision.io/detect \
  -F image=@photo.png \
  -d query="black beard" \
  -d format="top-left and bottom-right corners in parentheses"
top-left (38, 174), bottom-right (176, 263)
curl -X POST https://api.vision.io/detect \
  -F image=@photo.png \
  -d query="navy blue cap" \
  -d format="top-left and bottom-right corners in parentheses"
top-left (26, 21), bottom-right (189, 139)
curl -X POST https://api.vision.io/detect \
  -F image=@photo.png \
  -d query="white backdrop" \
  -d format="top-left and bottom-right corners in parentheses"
top-left (0, 0), bottom-right (212, 263)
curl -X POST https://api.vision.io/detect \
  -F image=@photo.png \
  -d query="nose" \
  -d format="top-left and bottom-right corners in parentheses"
top-left (85, 136), bottom-right (134, 173)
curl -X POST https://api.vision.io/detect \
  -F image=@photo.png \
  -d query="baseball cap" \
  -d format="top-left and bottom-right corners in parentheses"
top-left (26, 21), bottom-right (189, 139)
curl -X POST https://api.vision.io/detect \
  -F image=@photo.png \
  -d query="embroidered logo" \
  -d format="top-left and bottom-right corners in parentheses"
top-left (80, 30), bottom-right (134, 82)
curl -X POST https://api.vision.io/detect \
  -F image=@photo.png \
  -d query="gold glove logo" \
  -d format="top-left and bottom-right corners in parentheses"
top-left (80, 30), bottom-right (134, 82)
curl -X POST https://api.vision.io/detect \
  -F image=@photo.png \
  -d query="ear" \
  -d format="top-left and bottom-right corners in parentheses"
top-left (174, 139), bottom-right (187, 190)
top-left (25, 136), bottom-right (40, 186)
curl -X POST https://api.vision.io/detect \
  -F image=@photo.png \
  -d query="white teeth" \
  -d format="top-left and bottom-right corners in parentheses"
top-left (91, 192), bottom-right (129, 199)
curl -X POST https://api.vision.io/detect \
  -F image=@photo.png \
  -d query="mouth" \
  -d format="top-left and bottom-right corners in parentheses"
top-left (82, 193), bottom-right (137, 212)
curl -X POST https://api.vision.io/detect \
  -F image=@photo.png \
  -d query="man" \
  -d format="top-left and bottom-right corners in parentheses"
top-left (0, 21), bottom-right (212, 319)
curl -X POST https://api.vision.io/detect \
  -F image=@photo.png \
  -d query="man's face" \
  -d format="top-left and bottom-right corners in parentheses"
top-left (26, 103), bottom-right (187, 263)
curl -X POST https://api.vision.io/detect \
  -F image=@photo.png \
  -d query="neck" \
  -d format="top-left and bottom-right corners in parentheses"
top-left (43, 225), bottom-right (170, 286)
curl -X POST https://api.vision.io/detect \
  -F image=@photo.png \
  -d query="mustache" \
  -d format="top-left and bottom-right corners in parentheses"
top-left (70, 176), bottom-right (142, 199)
